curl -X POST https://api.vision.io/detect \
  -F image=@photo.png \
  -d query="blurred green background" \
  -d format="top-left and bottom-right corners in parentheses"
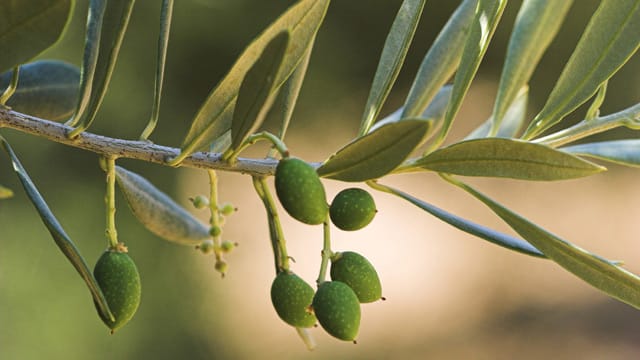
top-left (1, 1), bottom-right (640, 359)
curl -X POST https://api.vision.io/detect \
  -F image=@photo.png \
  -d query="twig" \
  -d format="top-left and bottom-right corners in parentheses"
top-left (0, 108), bottom-right (278, 176)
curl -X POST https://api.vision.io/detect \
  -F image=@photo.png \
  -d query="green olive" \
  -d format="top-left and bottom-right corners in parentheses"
top-left (275, 157), bottom-right (328, 225)
top-left (93, 247), bottom-right (141, 333)
top-left (330, 251), bottom-right (382, 303)
top-left (312, 281), bottom-right (361, 342)
top-left (329, 188), bottom-right (376, 231)
top-left (270, 272), bottom-right (317, 328)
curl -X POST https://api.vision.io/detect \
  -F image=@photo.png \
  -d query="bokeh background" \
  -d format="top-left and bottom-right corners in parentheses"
top-left (2, 1), bottom-right (640, 359)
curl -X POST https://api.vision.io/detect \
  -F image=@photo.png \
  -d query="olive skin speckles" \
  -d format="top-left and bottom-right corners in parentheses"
top-left (270, 272), bottom-right (317, 328)
top-left (330, 251), bottom-right (382, 303)
top-left (275, 158), bottom-right (328, 225)
top-left (311, 281), bottom-right (361, 342)
top-left (329, 188), bottom-right (376, 231)
top-left (93, 248), bottom-right (141, 333)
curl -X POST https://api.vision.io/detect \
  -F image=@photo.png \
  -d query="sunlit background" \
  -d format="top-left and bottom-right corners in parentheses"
top-left (1, 1), bottom-right (640, 359)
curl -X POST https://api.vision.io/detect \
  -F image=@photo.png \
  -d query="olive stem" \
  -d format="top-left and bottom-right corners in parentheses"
top-left (0, 66), bottom-right (20, 106)
top-left (207, 170), bottom-right (224, 261)
top-left (533, 102), bottom-right (640, 148)
top-left (0, 108), bottom-right (283, 176)
top-left (295, 327), bottom-right (317, 351)
top-left (103, 156), bottom-right (119, 249)
top-left (316, 216), bottom-right (332, 287)
top-left (252, 176), bottom-right (290, 272)
top-left (222, 131), bottom-right (289, 164)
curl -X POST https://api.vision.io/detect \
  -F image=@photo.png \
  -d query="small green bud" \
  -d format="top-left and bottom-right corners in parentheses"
top-left (330, 188), bottom-right (376, 231)
top-left (220, 240), bottom-right (236, 253)
top-left (197, 240), bottom-right (215, 254)
top-left (215, 260), bottom-right (228, 277)
top-left (219, 203), bottom-right (236, 216)
top-left (191, 195), bottom-right (210, 209)
top-left (209, 225), bottom-right (222, 237)
top-left (312, 281), bottom-right (360, 342)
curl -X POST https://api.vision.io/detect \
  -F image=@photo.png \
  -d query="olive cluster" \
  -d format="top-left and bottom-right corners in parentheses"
top-left (270, 157), bottom-right (383, 342)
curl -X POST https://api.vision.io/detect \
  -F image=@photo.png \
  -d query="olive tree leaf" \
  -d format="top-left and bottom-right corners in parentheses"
top-left (317, 119), bottom-right (431, 182)
top-left (490, 0), bottom-right (572, 135)
top-left (446, 175), bottom-right (640, 310)
top-left (270, 43), bottom-right (312, 142)
top-left (0, 0), bottom-right (74, 73)
top-left (115, 166), bottom-right (211, 245)
top-left (230, 31), bottom-right (290, 151)
top-left (359, 0), bottom-right (427, 135)
top-left (416, 138), bottom-right (605, 180)
top-left (402, 0), bottom-right (478, 119)
top-left (170, 0), bottom-right (330, 165)
top-left (67, 0), bottom-right (136, 137)
top-left (0, 184), bottom-right (14, 199)
top-left (0, 60), bottom-right (79, 121)
top-left (0, 66), bottom-right (20, 106)
top-left (562, 140), bottom-right (640, 168)
top-left (369, 84), bottom-right (452, 133)
top-left (432, 0), bottom-right (507, 148)
top-left (0, 135), bottom-right (114, 322)
top-left (524, 0), bottom-right (640, 139)
top-left (139, 0), bottom-right (174, 141)
top-left (466, 85), bottom-right (528, 139)
top-left (368, 181), bottom-right (544, 257)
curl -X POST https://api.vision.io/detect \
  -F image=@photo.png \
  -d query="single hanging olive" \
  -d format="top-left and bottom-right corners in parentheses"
top-left (275, 157), bottom-right (328, 225)
top-left (329, 188), bottom-right (376, 231)
top-left (330, 251), bottom-right (382, 303)
top-left (93, 243), bottom-right (141, 333)
top-left (270, 272), bottom-right (317, 328)
top-left (312, 281), bottom-right (361, 342)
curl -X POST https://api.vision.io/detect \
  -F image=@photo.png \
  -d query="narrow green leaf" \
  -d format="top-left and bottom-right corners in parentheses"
top-left (67, 0), bottom-right (136, 136)
top-left (584, 81), bottom-right (608, 121)
top-left (416, 138), bottom-right (605, 180)
top-left (369, 84), bottom-right (452, 133)
top-left (490, 0), bottom-right (572, 135)
top-left (368, 181), bottom-right (544, 257)
top-left (525, 0), bottom-right (640, 138)
top-left (0, 0), bottom-right (74, 73)
top-left (171, 0), bottom-right (330, 165)
top-left (66, 0), bottom-right (107, 127)
top-left (317, 120), bottom-right (431, 182)
top-left (139, 0), bottom-right (174, 141)
top-left (359, 0), bottom-right (427, 135)
top-left (466, 85), bottom-right (528, 139)
top-left (270, 44), bottom-right (312, 142)
top-left (447, 176), bottom-right (640, 310)
top-left (562, 140), bottom-right (640, 168)
top-left (115, 166), bottom-right (211, 245)
top-left (0, 66), bottom-right (20, 106)
top-left (0, 184), bottom-right (14, 199)
top-left (230, 31), bottom-right (290, 150)
top-left (0, 60), bottom-right (80, 121)
top-left (402, 0), bottom-right (478, 119)
top-left (0, 135), bottom-right (114, 322)
top-left (432, 0), bottom-right (507, 148)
